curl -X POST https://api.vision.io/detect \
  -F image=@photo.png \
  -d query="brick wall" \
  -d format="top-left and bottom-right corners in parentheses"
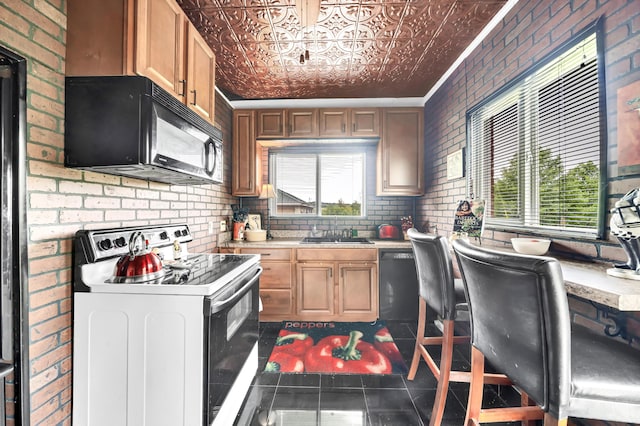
top-left (419, 0), bottom-right (640, 261)
top-left (1, 1), bottom-right (237, 424)
top-left (420, 1), bottom-right (640, 423)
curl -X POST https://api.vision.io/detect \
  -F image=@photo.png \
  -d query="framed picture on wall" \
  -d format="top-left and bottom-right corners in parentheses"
top-left (617, 80), bottom-right (640, 176)
top-left (247, 214), bottom-right (262, 231)
top-left (447, 148), bottom-right (465, 180)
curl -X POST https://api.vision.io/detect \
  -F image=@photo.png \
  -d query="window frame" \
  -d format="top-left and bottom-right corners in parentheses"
top-left (268, 145), bottom-right (368, 218)
top-left (465, 18), bottom-right (607, 240)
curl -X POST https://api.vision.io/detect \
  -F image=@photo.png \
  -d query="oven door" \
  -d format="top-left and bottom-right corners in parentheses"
top-left (203, 265), bottom-right (261, 425)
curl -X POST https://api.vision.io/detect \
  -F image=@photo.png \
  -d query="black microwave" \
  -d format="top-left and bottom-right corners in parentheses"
top-left (64, 76), bottom-right (223, 185)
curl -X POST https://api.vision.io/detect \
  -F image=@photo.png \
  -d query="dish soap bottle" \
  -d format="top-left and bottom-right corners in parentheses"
top-left (173, 240), bottom-right (182, 261)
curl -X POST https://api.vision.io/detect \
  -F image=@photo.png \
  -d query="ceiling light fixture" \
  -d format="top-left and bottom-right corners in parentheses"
top-left (295, 0), bottom-right (320, 64)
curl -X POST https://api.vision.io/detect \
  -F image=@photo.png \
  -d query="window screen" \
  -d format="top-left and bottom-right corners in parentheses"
top-left (468, 29), bottom-right (604, 238)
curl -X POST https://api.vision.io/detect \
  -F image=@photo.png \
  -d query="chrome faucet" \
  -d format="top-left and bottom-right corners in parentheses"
top-left (322, 216), bottom-right (340, 239)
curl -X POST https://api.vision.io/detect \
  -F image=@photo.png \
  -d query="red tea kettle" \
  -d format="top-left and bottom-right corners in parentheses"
top-left (113, 232), bottom-right (165, 283)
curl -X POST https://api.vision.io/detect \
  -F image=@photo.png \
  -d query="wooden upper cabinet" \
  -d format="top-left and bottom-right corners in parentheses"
top-left (288, 109), bottom-right (318, 137)
top-left (377, 108), bottom-right (425, 196)
top-left (319, 109), bottom-right (348, 137)
top-left (135, 0), bottom-right (186, 98)
top-left (257, 110), bottom-right (287, 138)
top-left (186, 22), bottom-right (216, 123)
top-left (351, 108), bottom-right (379, 137)
top-left (232, 110), bottom-right (262, 196)
top-left (318, 108), bottom-right (379, 137)
top-left (66, 0), bottom-right (132, 75)
top-left (66, 0), bottom-right (216, 124)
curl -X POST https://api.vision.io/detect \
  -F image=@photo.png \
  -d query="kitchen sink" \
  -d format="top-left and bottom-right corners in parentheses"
top-left (300, 236), bottom-right (374, 244)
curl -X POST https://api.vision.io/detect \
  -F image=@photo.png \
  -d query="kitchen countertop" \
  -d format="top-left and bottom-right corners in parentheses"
top-left (560, 259), bottom-right (640, 312)
top-left (458, 243), bottom-right (640, 312)
top-left (221, 238), bottom-right (412, 249)
top-left (221, 237), bottom-right (640, 312)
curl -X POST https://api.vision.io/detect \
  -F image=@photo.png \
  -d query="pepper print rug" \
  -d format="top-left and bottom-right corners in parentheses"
top-left (264, 321), bottom-right (408, 375)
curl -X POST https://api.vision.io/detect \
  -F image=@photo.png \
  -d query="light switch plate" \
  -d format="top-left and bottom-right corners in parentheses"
top-left (220, 220), bottom-right (227, 232)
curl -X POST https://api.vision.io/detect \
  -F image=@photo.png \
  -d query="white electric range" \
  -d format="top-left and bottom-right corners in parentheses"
top-left (72, 223), bottom-right (261, 426)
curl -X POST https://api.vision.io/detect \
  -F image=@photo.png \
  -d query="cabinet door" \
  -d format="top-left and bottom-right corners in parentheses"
top-left (296, 264), bottom-right (334, 316)
top-left (319, 109), bottom-right (348, 137)
top-left (351, 108), bottom-right (379, 137)
top-left (257, 110), bottom-right (287, 138)
top-left (135, 0), bottom-right (186, 99)
top-left (338, 263), bottom-right (378, 320)
top-left (66, 0), bottom-right (131, 76)
top-left (288, 109), bottom-right (318, 137)
top-left (186, 22), bottom-right (216, 123)
top-left (377, 108), bottom-right (424, 196)
top-left (232, 110), bottom-right (262, 196)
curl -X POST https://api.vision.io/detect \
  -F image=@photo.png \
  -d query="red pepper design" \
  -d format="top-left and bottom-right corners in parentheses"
top-left (304, 330), bottom-right (392, 374)
top-left (265, 351), bottom-right (304, 373)
top-left (272, 330), bottom-right (314, 357)
top-left (374, 328), bottom-right (405, 366)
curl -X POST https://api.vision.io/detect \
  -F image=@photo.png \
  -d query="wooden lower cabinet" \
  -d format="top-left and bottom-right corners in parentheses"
top-left (220, 247), bottom-right (294, 321)
top-left (338, 263), bottom-right (378, 318)
top-left (220, 246), bottom-right (378, 321)
top-left (297, 263), bottom-right (335, 316)
top-left (296, 248), bottom-right (378, 322)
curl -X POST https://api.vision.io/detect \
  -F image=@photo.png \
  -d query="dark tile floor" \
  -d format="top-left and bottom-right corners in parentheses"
top-left (234, 321), bottom-right (529, 426)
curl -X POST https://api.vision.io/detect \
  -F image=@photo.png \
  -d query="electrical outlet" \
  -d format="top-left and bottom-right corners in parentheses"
top-left (220, 220), bottom-right (227, 232)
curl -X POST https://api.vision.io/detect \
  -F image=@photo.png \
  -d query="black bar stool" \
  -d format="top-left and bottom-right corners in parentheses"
top-left (453, 239), bottom-right (640, 425)
top-left (406, 229), bottom-right (513, 426)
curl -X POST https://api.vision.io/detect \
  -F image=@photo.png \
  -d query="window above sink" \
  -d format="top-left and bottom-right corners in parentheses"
top-left (270, 146), bottom-right (366, 218)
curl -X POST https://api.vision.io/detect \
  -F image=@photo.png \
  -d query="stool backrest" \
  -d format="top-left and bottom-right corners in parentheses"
top-left (452, 239), bottom-right (571, 414)
top-left (407, 228), bottom-right (458, 320)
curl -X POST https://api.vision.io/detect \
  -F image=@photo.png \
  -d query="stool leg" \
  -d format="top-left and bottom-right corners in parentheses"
top-left (408, 297), bottom-right (427, 380)
top-left (464, 346), bottom-right (485, 426)
top-left (429, 319), bottom-right (455, 426)
top-left (543, 413), bottom-right (567, 426)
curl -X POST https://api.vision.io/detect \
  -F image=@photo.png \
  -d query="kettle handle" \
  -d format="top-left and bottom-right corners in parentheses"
top-left (128, 231), bottom-right (146, 259)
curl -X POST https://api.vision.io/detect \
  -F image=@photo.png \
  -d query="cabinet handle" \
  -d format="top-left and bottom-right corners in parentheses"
top-left (262, 253), bottom-right (271, 256)
top-left (190, 90), bottom-right (197, 105)
top-left (263, 267), bottom-right (271, 271)
top-left (328, 269), bottom-right (332, 279)
top-left (342, 123), bottom-right (346, 132)
top-left (352, 123), bottom-right (356, 132)
top-left (178, 80), bottom-right (186, 96)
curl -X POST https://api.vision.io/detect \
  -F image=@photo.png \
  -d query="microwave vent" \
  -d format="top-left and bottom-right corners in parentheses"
top-left (151, 84), bottom-right (220, 139)
top-left (85, 165), bottom-right (216, 185)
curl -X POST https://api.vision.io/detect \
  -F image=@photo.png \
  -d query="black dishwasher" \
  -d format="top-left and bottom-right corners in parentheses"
top-left (379, 249), bottom-right (419, 321)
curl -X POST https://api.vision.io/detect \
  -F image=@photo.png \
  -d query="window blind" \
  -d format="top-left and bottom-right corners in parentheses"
top-left (468, 31), bottom-right (603, 237)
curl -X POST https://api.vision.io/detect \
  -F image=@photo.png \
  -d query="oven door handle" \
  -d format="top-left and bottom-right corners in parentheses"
top-left (208, 267), bottom-right (262, 314)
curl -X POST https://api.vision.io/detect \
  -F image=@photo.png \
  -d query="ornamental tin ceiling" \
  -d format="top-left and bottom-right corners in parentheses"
top-left (178, 0), bottom-right (507, 100)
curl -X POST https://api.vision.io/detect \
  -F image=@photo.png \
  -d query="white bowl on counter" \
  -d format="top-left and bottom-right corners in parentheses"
top-left (244, 229), bottom-right (267, 242)
top-left (511, 238), bottom-right (551, 255)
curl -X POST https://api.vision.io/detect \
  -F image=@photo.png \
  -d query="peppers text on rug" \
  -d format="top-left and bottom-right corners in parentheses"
top-left (264, 321), bottom-right (408, 375)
